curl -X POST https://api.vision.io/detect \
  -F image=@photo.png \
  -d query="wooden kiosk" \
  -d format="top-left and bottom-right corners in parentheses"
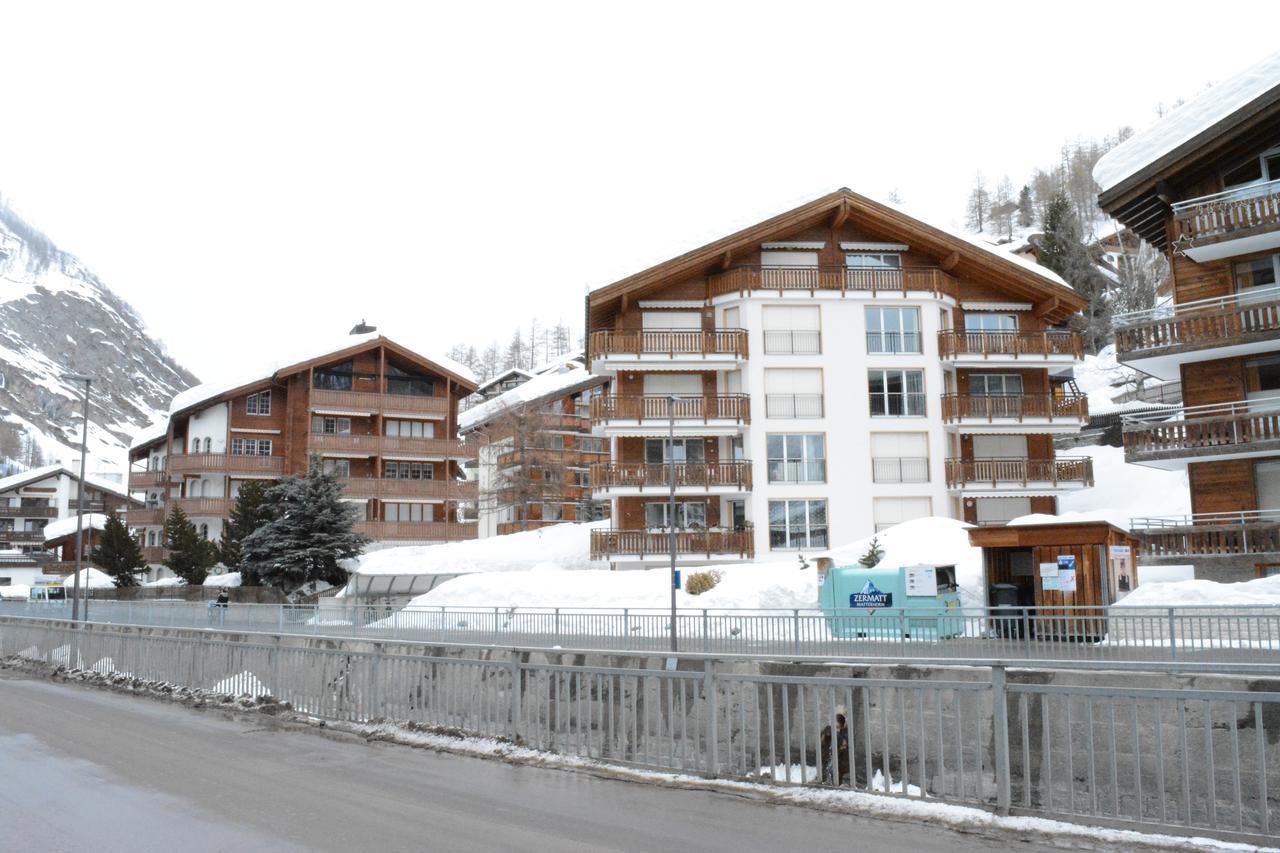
top-left (967, 520), bottom-right (1141, 613)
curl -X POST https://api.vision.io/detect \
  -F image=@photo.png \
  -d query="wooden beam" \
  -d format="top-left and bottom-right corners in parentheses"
top-left (940, 250), bottom-right (961, 272)
top-left (830, 203), bottom-right (849, 230)
top-left (1033, 295), bottom-right (1060, 318)
top-left (720, 249), bottom-right (733, 270)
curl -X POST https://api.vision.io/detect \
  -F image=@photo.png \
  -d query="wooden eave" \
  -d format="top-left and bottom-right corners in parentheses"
top-left (587, 189), bottom-right (1084, 329)
top-left (967, 521), bottom-right (1136, 549)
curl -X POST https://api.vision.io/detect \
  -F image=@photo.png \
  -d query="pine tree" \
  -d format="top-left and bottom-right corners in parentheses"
top-left (241, 456), bottom-right (369, 596)
top-left (858, 537), bottom-right (884, 568)
top-left (1039, 191), bottom-right (1113, 353)
top-left (219, 480), bottom-right (270, 584)
top-left (1016, 185), bottom-right (1034, 228)
top-left (90, 512), bottom-right (146, 587)
top-left (163, 505), bottom-right (218, 585)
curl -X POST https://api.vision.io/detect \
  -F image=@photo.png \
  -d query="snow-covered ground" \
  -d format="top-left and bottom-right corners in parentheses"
top-left (353, 520), bottom-right (608, 579)
top-left (1114, 574), bottom-right (1280, 608)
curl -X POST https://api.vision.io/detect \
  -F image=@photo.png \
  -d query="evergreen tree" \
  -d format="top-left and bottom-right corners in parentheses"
top-left (219, 480), bottom-right (270, 584)
top-left (163, 505), bottom-right (218, 585)
top-left (90, 512), bottom-right (146, 587)
top-left (858, 537), bottom-right (884, 568)
top-left (1038, 191), bottom-right (1113, 353)
top-left (242, 457), bottom-right (368, 596)
top-left (1016, 185), bottom-right (1034, 228)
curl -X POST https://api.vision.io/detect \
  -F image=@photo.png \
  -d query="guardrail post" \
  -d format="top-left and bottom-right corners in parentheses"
top-left (702, 609), bottom-right (709, 653)
top-left (1167, 607), bottom-right (1177, 661)
top-left (991, 665), bottom-right (1011, 815)
top-left (193, 629), bottom-right (206, 690)
top-left (704, 659), bottom-right (718, 776)
top-left (509, 654), bottom-right (521, 742)
top-left (1022, 608), bottom-right (1032, 656)
top-left (277, 606), bottom-right (284, 634)
top-left (370, 642), bottom-right (384, 721)
top-left (271, 634), bottom-right (282, 699)
top-left (494, 606), bottom-right (501, 644)
top-left (792, 609), bottom-right (801, 656)
top-left (554, 608), bottom-right (561, 644)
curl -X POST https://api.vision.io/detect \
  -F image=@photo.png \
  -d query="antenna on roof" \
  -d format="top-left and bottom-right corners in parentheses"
top-left (349, 319), bottom-right (377, 335)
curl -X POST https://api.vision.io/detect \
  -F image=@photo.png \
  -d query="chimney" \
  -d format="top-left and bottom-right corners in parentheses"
top-left (349, 319), bottom-right (377, 335)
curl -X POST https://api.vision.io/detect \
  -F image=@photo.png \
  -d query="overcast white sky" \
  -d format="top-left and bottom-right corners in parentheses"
top-left (1, 1), bottom-right (1275, 384)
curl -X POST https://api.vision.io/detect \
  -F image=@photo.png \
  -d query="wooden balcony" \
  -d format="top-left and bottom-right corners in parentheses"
top-left (944, 457), bottom-right (1093, 490)
top-left (1, 530), bottom-right (48, 543)
top-left (937, 330), bottom-right (1083, 362)
top-left (1132, 511), bottom-right (1280, 558)
top-left (496, 520), bottom-right (568, 536)
top-left (590, 395), bottom-right (750, 427)
top-left (707, 265), bottom-right (959, 300)
top-left (590, 328), bottom-right (748, 365)
top-left (1112, 286), bottom-right (1280, 380)
top-left (337, 477), bottom-right (478, 501)
top-left (309, 388), bottom-right (449, 419)
top-left (173, 497), bottom-right (233, 517)
top-left (128, 469), bottom-right (170, 490)
top-left (168, 453), bottom-right (287, 477)
top-left (1121, 398), bottom-right (1280, 468)
top-left (126, 508), bottom-right (167, 527)
top-left (141, 546), bottom-right (168, 564)
top-left (0, 506), bottom-right (57, 519)
top-left (1172, 179), bottom-right (1280, 262)
top-left (590, 528), bottom-right (754, 561)
top-left (590, 461), bottom-right (752, 494)
top-left (497, 447), bottom-right (606, 469)
top-left (940, 393), bottom-right (1088, 429)
top-left (355, 521), bottom-right (478, 542)
top-left (307, 433), bottom-right (474, 459)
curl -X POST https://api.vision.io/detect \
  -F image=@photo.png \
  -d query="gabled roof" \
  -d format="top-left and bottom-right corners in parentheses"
top-left (459, 366), bottom-right (606, 434)
top-left (0, 464), bottom-right (133, 502)
top-left (475, 367), bottom-right (535, 394)
top-left (587, 188), bottom-right (1084, 329)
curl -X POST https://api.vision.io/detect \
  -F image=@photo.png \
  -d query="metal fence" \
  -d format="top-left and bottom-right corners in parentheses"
top-left (5, 600), bottom-right (1280, 669)
top-left (0, 615), bottom-right (1275, 844)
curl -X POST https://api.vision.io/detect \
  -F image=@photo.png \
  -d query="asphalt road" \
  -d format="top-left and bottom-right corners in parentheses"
top-left (0, 673), bottom-right (1128, 853)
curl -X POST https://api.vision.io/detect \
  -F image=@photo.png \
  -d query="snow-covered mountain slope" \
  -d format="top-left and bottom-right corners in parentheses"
top-left (0, 198), bottom-right (197, 477)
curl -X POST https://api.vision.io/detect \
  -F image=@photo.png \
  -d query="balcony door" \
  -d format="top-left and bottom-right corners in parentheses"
top-left (1234, 253), bottom-right (1280, 304)
top-left (1245, 355), bottom-right (1280, 412)
top-left (1256, 460), bottom-right (1280, 513)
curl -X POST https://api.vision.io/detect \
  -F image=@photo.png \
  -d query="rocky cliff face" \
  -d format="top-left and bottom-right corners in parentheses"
top-left (0, 198), bottom-right (196, 475)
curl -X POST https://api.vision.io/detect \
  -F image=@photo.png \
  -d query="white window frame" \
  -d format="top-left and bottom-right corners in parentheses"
top-left (868, 369), bottom-right (926, 417)
top-left (865, 306), bottom-right (922, 354)
top-left (766, 434), bottom-right (826, 483)
top-left (969, 373), bottom-right (1024, 397)
top-left (644, 501), bottom-right (707, 530)
top-left (246, 390), bottom-right (271, 416)
top-left (768, 499), bottom-right (828, 550)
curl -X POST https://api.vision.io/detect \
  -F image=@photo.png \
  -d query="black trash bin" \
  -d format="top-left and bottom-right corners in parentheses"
top-left (991, 583), bottom-right (1022, 638)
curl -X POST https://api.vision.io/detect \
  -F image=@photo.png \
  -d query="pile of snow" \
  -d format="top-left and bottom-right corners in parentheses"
top-left (352, 521), bottom-right (609, 578)
top-left (202, 572), bottom-right (242, 587)
top-left (61, 567), bottom-right (115, 589)
top-left (1043, 444), bottom-right (1190, 529)
top-left (1114, 574), bottom-right (1280, 609)
top-left (41, 512), bottom-right (110, 542)
top-left (144, 576), bottom-right (186, 588)
top-left (0, 583), bottom-right (31, 600)
top-left (1071, 346), bottom-right (1151, 416)
top-left (213, 670), bottom-right (270, 698)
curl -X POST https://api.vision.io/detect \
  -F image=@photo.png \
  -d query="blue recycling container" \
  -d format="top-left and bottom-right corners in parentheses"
top-left (818, 563), bottom-right (963, 640)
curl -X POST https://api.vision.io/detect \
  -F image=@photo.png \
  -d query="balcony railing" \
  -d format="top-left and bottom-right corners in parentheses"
top-left (1, 530), bottom-right (48, 543)
top-left (337, 477), bottom-right (478, 501)
top-left (941, 393), bottom-right (1088, 423)
top-left (763, 330), bottom-right (821, 355)
top-left (1172, 179), bottom-right (1280, 248)
top-left (173, 497), bottom-right (233, 517)
top-left (938, 330), bottom-right (1083, 360)
top-left (126, 508), bottom-right (167, 527)
top-left (307, 434), bottom-right (473, 459)
top-left (0, 506), bottom-right (58, 519)
top-left (590, 528), bottom-right (754, 560)
top-left (128, 469), bottom-right (170, 489)
top-left (1121, 397), bottom-right (1280, 461)
top-left (168, 453), bottom-right (287, 477)
top-left (865, 331), bottom-right (922, 354)
top-left (944, 457), bottom-right (1094, 488)
top-left (707, 265), bottom-right (959, 300)
top-left (498, 447), bottom-right (607, 468)
top-left (309, 388), bottom-right (449, 418)
top-left (590, 328), bottom-right (748, 359)
top-left (590, 461), bottom-right (752, 492)
top-left (764, 393), bottom-right (824, 419)
top-left (355, 521), bottom-right (478, 542)
top-left (140, 546), bottom-right (168, 564)
top-left (1131, 510), bottom-right (1280, 558)
top-left (1112, 285), bottom-right (1280, 357)
top-left (871, 457), bottom-right (929, 483)
top-left (590, 395), bottom-right (750, 424)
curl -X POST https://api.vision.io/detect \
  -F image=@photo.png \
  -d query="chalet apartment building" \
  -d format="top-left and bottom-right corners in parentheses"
top-left (127, 332), bottom-right (479, 563)
top-left (1097, 50), bottom-right (1280, 580)
top-left (0, 464), bottom-right (134, 553)
top-left (459, 360), bottom-right (609, 537)
top-left (585, 189), bottom-right (1090, 567)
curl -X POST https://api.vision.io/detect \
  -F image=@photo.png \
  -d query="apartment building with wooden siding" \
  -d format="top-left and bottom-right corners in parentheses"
top-left (1096, 51), bottom-right (1280, 579)
top-left (586, 189), bottom-right (1089, 567)
top-left (127, 332), bottom-right (479, 563)
top-left (0, 465), bottom-right (136, 553)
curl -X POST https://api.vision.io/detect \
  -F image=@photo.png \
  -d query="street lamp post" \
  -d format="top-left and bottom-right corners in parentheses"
top-left (63, 374), bottom-right (92, 623)
top-left (668, 394), bottom-right (678, 654)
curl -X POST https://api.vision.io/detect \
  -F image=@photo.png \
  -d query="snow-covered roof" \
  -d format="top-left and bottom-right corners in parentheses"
top-left (1094, 50), bottom-right (1280, 193)
top-left (458, 365), bottom-right (603, 433)
top-left (42, 512), bottom-right (109, 542)
top-left (531, 350), bottom-right (585, 376)
top-left (475, 367), bottom-right (534, 394)
top-left (166, 331), bottom-right (478, 417)
top-left (128, 418), bottom-right (168, 451)
top-left (0, 464), bottom-right (130, 501)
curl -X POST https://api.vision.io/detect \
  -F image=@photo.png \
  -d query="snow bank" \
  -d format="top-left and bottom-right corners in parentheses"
top-left (353, 521), bottom-right (609, 577)
top-left (1022, 444), bottom-right (1191, 530)
top-left (1114, 574), bottom-right (1280, 609)
top-left (0, 583), bottom-right (31, 600)
top-left (143, 576), bottom-right (186, 588)
top-left (42, 512), bottom-right (109, 542)
top-left (203, 572), bottom-right (242, 587)
top-left (61, 567), bottom-right (115, 589)
top-left (213, 670), bottom-right (270, 697)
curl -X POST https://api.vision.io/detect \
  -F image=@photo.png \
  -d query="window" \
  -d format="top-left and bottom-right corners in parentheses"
top-left (768, 499), bottom-right (828, 549)
top-left (147, 530), bottom-right (157, 547)
top-left (1223, 146), bottom-right (1280, 189)
top-left (872, 496), bottom-right (931, 532)
top-left (644, 501), bottom-right (707, 530)
top-left (641, 310), bottom-right (701, 330)
top-left (766, 434), bottom-right (826, 483)
top-left (846, 253), bottom-right (901, 270)
top-left (231, 438), bottom-right (272, 456)
top-left (866, 306), bottom-right (921, 354)
top-left (202, 437), bottom-right (211, 453)
top-left (385, 419), bottom-right (435, 438)
top-left (385, 502), bottom-right (430, 522)
top-left (645, 438), bottom-right (705, 464)
top-left (973, 435), bottom-right (1028, 458)
top-left (384, 461), bottom-right (434, 480)
top-left (868, 369), bottom-right (925, 416)
top-left (765, 368), bottom-right (823, 418)
top-left (1245, 355), bottom-right (1280, 409)
top-left (870, 433), bottom-right (929, 483)
top-left (963, 313), bottom-right (1018, 332)
top-left (246, 390), bottom-right (272, 415)
top-left (313, 361), bottom-right (354, 391)
top-left (1256, 460), bottom-right (1280, 512)
top-left (322, 458), bottom-right (351, 478)
top-left (762, 305), bottom-right (821, 354)
top-left (199, 523), bottom-right (209, 539)
top-left (542, 503), bottom-right (565, 522)
top-left (969, 374), bottom-right (1024, 396)
top-left (386, 364), bottom-right (435, 397)
top-left (312, 416), bottom-right (352, 435)
top-left (1234, 253), bottom-right (1280, 299)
